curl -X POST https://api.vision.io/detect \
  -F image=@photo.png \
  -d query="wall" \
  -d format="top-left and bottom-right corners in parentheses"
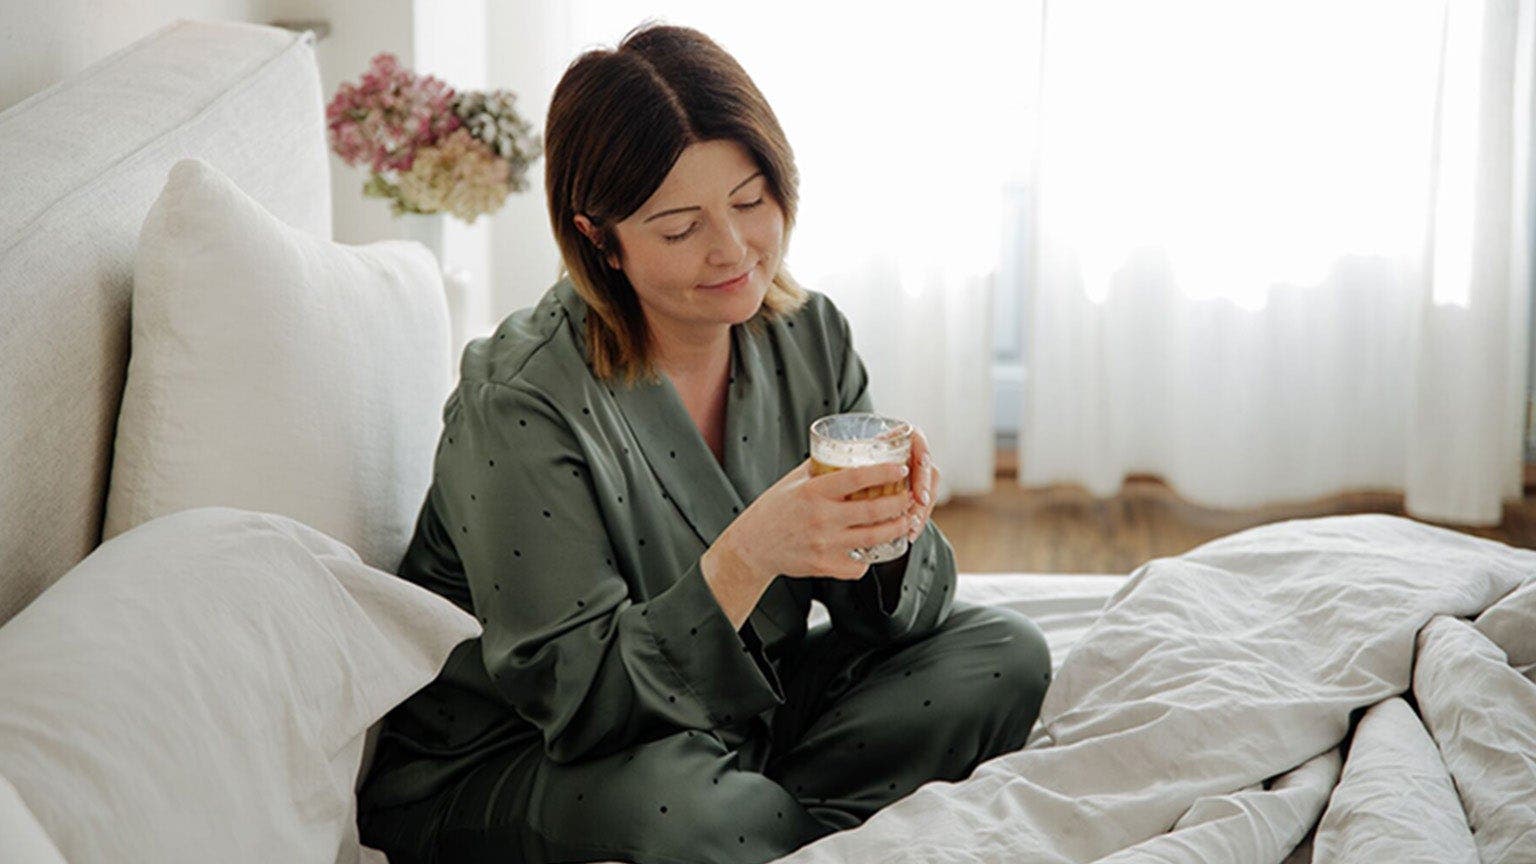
top-left (281, 0), bottom-right (417, 252)
top-left (0, 0), bottom-right (425, 250)
top-left (0, 0), bottom-right (504, 330)
top-left (484, 1), bottom-right (572, 316)
top-left (1, 0), bottom-right (274, 110)
top-left (412, 0), bottom-right (493, 347)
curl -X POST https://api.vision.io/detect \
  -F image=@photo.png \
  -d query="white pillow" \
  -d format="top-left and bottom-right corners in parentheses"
top-left (0, 506), bottom-right (480, 864)
top-left (104, 157), bottom-right (452, 574)
top-left (0, 773), bottom-right (66, 864)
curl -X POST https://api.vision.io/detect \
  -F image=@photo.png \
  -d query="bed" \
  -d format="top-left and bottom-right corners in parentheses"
top-left (2, 18), bottom-right (1532, 864)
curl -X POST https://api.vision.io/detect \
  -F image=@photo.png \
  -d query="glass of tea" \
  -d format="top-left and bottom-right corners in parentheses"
top-left (809, 412), bottom-right (913, 563)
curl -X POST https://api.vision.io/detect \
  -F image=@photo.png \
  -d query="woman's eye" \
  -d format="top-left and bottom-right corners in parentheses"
top-left (662, 200), bottom-right (765, 243)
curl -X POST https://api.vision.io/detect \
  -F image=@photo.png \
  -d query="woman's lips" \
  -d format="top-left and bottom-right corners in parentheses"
top-left (698, 269), bottom-right (751, 290)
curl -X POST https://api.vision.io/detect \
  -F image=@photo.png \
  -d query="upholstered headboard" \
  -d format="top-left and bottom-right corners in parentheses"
top-left (0, 20), bottom-right (333, 625)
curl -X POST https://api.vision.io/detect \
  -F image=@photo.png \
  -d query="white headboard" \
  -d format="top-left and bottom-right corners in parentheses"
top-left (0, 19), bottom-right (333, 624)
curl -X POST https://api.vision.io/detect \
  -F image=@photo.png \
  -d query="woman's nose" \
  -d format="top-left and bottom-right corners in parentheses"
top-left (704, 216), bottom-right (748, 266)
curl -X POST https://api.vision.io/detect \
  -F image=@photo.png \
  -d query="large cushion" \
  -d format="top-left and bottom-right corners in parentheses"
top-left (0, 773), bottom-right (66, 864)
top-left (0, 20), bottom-right (332, 627)
top-left (104, 158), bottom-right (451, 573)
top-left (0, 506), bottom-right (479, 864)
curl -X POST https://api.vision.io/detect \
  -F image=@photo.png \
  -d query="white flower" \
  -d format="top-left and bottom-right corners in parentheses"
top-left (396, 128), bottom-right (512, 223)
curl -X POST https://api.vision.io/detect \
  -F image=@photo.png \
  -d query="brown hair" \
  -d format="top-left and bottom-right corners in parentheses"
top-left (544, 21), bottom-right (808, 384)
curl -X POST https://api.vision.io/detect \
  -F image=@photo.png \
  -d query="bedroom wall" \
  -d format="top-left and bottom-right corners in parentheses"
top-left (484, 2), bottom-right (570, 316)
top-left (0, 0), bottom-right (276, 111)
top-left (0, 0), bottom-right (415, 255)
top-left (0, 0), bottom-right (499, 338)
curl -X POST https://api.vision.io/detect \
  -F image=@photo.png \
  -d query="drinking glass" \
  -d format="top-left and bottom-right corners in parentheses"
top-left (808, 412), bottom-right (913, 563)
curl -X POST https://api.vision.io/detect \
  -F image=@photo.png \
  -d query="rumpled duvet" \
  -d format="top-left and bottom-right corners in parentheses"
top-left (779, 514), bottom-right (1536, 863)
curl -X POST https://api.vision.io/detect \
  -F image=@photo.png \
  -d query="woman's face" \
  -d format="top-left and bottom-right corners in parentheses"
top-left (580, 139), bottom-right (785, 345)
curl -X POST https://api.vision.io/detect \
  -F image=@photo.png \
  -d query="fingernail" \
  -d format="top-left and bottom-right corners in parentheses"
top-left (921, 490), bottom-right (931, 506)
top-left (899, 464), bottom-right (909, 477)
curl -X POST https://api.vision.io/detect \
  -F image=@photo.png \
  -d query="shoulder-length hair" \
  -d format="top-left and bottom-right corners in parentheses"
top-left (544, 21), bottom-right (808, 385)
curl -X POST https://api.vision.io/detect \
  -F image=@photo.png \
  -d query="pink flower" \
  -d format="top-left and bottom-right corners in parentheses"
top-left (325, 52), bottom-right (461, 173)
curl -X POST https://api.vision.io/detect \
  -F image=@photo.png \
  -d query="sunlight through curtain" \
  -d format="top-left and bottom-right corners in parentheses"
top-left (1021, 0), bottom-right (1534, 524)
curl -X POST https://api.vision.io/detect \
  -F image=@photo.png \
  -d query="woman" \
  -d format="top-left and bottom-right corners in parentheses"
top-left (358, 22), bottom-right (1052, 864)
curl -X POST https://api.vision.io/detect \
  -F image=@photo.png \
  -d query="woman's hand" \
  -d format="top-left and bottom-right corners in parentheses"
top-left (709, 458), bottom-right (914, 587)
top-left (905, 426), bottom-right (940, 543)
top-left (700, 452), bottom-right (930, 629)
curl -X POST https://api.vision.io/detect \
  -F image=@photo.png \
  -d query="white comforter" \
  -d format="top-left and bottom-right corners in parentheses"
top-left (781, 514), bottom-right (1536, 863)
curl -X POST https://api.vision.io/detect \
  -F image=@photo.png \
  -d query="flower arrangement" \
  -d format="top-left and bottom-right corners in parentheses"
top-left (325, 53), bottom-right (540, 224)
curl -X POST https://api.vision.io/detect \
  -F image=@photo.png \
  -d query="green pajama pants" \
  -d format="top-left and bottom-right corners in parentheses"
top-left (360, 602), bottom-right (1052, 864)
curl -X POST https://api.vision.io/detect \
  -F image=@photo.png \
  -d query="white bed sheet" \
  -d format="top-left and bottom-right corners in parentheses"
top-left (807, 571), bottom-right (1128, 675)
top-left (779, 515), bottom-right (1534, 864)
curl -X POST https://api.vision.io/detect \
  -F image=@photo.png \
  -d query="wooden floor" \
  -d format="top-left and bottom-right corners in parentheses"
top-left (931, 471), bottom-right (1536, 575)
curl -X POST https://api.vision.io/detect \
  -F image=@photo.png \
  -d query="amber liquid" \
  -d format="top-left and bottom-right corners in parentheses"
top-left (809, 457), bottom-right (910, 501)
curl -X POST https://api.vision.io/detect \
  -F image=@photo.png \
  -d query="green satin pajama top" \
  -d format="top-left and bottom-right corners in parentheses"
top-left (360, 276), bottom-right (959, 812)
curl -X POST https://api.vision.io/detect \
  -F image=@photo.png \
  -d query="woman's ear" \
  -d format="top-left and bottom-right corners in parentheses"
top-left (573, 213), bottom-right (621, 270)
top-left (573, 213), bottom-right (599, 246)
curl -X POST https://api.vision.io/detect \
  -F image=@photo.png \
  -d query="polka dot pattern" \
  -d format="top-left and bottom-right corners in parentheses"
top-left (406, 295), bottom-right (1002, 857)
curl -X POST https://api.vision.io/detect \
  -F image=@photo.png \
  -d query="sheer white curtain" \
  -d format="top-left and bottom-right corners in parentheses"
top-left (1021, 0), bottom-right (1534, 525)
top-left (542, 2), bottom-right (1035, 501)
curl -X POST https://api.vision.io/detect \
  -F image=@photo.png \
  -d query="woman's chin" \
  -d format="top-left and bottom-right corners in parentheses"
top-left (729, 288), bottom-right (769, 323)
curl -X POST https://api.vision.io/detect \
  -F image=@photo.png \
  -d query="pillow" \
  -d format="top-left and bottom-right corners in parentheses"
top-left (104, 157), bottom-right (452, 574)
top-left (0, 773), bottom-right (66, 864)
top-left (0, 506), bottom-right (480, 864)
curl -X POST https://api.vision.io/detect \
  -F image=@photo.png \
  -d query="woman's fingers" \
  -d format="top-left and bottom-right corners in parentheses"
top-left (816, 513), bottom-right (909, 579)
top-left (840, 488), bottom-right (912, 527)
top-left (848, 513), bottom-right (912, 550)
top-left (906, 462), bottom-right (938, 541)
top-left (910, 428), bottom-right (933, 509)
top-left (808, 460), bottom-right (908, 500)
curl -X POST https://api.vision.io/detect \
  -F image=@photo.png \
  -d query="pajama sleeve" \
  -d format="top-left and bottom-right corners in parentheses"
top-left (435, 379), bottom-right (785, 765)
top-left (810, 307), bottom-right (958, 645)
